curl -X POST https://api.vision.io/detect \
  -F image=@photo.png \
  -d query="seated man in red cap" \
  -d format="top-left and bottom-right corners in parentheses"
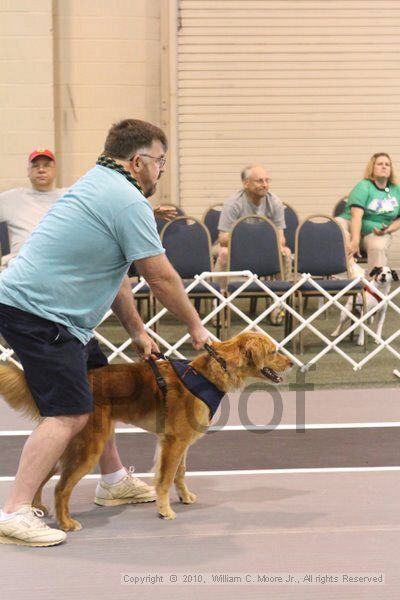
top-left (0, 149), bottom-right (66, 267)
top-left (0, 149), bottom-right (177, 269)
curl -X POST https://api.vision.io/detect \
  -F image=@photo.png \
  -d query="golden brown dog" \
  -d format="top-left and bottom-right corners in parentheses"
top-left (0, 332), bottom-right (292, 531)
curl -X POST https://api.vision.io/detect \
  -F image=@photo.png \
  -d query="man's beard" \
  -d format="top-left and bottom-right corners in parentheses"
top-left (144, 183), bottom-right (157, 198)
top-left (144, 174), bottom-right (162, 198)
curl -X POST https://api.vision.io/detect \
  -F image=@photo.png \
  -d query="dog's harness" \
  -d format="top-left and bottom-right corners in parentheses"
top-left (147, 348), bottom-right (226, 418)
top-left (351, 283), bottom-right (385, 319)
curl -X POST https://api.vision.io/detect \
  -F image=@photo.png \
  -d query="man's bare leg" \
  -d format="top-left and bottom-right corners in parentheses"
top-left (4, 414), bottom-right (89, 513)
top-left (98, 431), bottom-right (124, 474)
top-left (95, 430), bottom-right (156, 504)
top-left (214, 246), bottom-right (228, 291)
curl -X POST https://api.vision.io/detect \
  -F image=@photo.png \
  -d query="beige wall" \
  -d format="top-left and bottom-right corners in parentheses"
top-left (0, 0), bottom-right (164, 201)
top-left (175, 0), bottom-right (400, 265)
top-left (0, 0), bottom-right (55, 189)
top-left (53, 0), bottom-right (164, 203)
top-left (2, 0), bottom-right (400, 263)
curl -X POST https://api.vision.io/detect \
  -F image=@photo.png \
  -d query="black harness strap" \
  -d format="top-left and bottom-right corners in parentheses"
top-left (147, 353), bottom-right (168, 399)
top-left (147, 350), bottom-right (226, 418)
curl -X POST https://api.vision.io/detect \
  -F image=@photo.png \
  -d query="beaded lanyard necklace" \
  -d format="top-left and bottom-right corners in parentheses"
top-left (96, 155), bottom-right (143, 194)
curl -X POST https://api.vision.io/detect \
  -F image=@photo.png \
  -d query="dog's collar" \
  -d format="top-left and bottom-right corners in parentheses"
top-left (204, 343), bottom-right (227, 372)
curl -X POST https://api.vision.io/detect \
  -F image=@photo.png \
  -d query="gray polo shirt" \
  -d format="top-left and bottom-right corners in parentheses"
top-left (0, 187), bottom-right (67, 254)
top-left (218, 189), bottom-right (286, 232)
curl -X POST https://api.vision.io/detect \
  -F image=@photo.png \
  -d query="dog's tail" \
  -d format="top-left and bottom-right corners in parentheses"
top-left (0, 364), bottom-right (40, 420)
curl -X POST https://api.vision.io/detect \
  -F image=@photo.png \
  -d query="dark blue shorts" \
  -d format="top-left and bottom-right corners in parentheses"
top-left (0, 303), bottom-right (108, 417)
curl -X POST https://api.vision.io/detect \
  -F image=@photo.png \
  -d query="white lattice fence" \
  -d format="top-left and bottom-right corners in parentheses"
top-left (1, 271), bottom-right (399, 372)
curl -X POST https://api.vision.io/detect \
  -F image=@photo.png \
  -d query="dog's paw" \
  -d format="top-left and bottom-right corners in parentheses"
top-left (60, 518), bottom-right (83, 532)
top-left (179, 492), bottom-right (197, 505)
top-left (330, 330), bottom-right (339, 338)
top-left (158, 508), bottom-right (176, 520)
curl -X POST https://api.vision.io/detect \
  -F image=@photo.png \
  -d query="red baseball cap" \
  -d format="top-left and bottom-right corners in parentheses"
top-left (28, 149), bottom-right (56, 163)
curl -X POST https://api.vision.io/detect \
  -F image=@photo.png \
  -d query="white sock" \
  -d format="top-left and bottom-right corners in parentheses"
top-left (101, 467), bottom-right (127, 486)
top-left (0, 509), bottom-right (19, 521)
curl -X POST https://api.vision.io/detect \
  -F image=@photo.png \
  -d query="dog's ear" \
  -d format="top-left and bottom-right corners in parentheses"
top-left (369, 267), bottom-right (380, 277)
top-left (391, 269), bottom-right (399, 281)
top-left (244, 335), bottom-right (274, 368)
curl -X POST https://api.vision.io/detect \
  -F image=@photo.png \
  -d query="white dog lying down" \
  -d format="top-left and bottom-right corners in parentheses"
top-left (331, 266), bottom-right (398, 346)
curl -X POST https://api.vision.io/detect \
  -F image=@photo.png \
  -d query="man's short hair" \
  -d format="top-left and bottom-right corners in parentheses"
top-left (241, 164), bottom-right (263, 182)
top-left (104, 119), bottom-right (168, 160)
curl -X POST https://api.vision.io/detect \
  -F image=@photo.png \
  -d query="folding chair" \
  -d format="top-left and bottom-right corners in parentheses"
top-left (293, 215), bottom-right (365, 353)
top-left (155, 204), bottom-right (186, 235)
top-left (0, 222), bottom-right (10, 258)
top-left (283, 203), bottom-right (299, 254)
top-left (332, 196), bottom-right (348, 217)
top-left (161, 217), bottom-right (223, 336)
top-left (202, 203), bottom-right (223, 246)
top-left (226, 216), bottom-right (292, 337)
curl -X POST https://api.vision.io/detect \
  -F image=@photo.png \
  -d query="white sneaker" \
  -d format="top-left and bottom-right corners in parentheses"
top-left (0, 505), bottom-right (66, 547)
top-left (94, 467), bottom-right (156, 506)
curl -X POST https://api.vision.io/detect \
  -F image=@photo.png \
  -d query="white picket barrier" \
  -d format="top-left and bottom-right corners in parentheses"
top-left (1, 271), bottom-right (399, 372)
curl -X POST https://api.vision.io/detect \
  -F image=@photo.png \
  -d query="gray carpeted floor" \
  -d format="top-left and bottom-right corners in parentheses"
top-left (0, 472), bottom-right (398, 600)
top-left (1, 388), bottom-right (399, 599)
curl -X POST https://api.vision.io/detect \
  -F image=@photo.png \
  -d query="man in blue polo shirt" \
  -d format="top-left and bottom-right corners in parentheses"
top-left (0, 119), bottom-right (209, 547)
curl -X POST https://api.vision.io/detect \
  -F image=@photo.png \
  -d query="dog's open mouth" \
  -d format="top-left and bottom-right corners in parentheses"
top-left (260, 367), bottom-right (283, 384)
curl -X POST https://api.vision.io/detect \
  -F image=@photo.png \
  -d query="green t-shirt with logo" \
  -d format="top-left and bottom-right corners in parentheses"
top-left (340, 179), bottom-right (400, 235)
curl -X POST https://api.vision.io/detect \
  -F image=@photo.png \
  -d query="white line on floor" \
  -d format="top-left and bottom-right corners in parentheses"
top-left (1, 422), bottom-right (400, 436)
top-left (1, 466), bottom-right (400, 482)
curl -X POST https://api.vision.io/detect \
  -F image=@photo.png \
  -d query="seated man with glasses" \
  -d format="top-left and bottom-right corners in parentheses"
top-left (214, 164), bottom-right (292, 281)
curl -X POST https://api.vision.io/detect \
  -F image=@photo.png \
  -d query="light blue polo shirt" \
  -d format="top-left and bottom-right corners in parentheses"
top-left (0, 165), bottom-right (164, 344)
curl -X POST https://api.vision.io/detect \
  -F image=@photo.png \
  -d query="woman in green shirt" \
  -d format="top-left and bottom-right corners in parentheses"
top-left (337, 152), bottom-right (400, 272)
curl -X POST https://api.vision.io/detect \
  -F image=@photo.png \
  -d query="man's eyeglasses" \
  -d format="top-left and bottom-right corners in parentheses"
top-left (138, 154), bottom-right (166, 168)
top-left (250, 178), bottom-right (271, 184)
